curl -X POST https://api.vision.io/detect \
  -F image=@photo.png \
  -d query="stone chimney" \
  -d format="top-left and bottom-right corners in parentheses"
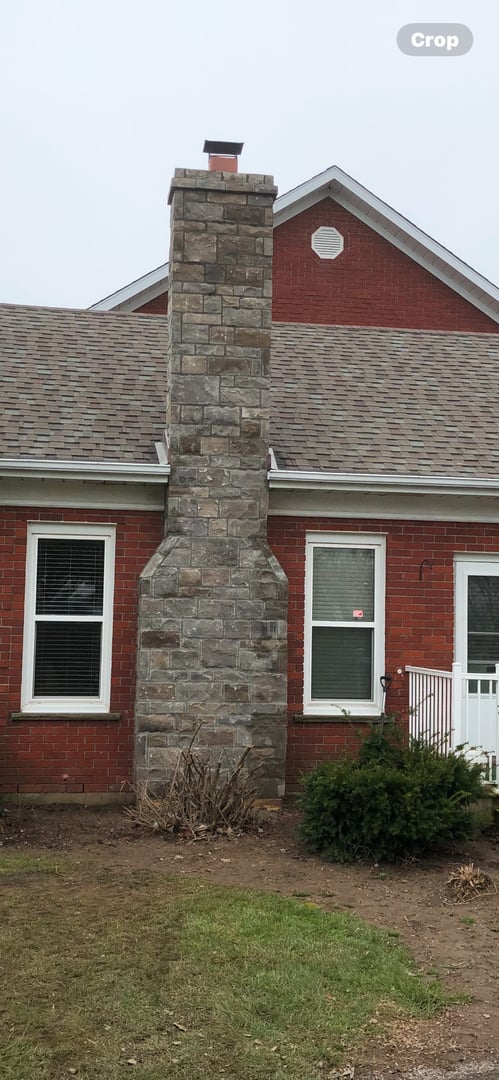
top-left (135, 149), bottom-right (288, 800)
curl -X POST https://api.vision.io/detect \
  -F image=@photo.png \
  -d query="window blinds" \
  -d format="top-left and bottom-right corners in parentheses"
top-left (33, 538), bottom-right (105, 698)
top-left (311, 546), bottom-right (375, 701)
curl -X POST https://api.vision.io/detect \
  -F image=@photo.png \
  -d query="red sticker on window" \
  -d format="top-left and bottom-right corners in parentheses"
top-left (353, 609), bottom-right (364, 619)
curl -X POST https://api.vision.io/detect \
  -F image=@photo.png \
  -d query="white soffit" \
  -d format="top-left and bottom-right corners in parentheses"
top-left (269, 488), bottom-right (499, 525)
top-left (0, 477), bottom-right (166, 511)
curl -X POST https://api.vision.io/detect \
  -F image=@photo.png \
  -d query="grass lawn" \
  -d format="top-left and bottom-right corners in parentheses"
top-left (0, 853), bottom-right (451, 1080)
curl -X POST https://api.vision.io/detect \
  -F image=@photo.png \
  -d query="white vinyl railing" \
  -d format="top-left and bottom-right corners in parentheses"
top-left (407, 662), bottom-right (498, 783)
top-left (406, 664), bottom-right (454, 751)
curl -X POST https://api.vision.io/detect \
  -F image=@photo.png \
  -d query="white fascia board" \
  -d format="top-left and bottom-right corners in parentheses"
top-left (89, 263), bottom-right (169, 312)
top-left (274, 166), bottom-right (499, 324)
top-left (274, 165), bottom-right (346, 219)
top-left (268, 468), bottom-right (499, 498)
top-left (0, 458), bottom-right (170, 484)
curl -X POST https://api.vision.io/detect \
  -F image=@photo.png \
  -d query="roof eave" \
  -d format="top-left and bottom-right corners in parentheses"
top-left (268, 468), bottom-right (499, 498)
top-left (0, 458), bottom-right (170, 484)
top-left (89, 263), bottom-right (169, 312)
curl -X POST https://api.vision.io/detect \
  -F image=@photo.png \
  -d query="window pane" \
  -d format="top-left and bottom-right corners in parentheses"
top-left (34, 622), bottom-right (102, 697)
top-left (468, 633), bottom-right (499, 674)
top-left (468, 576), bottom-right (499, 633)
top-left (311, 626), bottom-right (372, 700)
top-left (467, 576), bottom-right (499, 672)
top-left (312, 547), bottom-right (374, 621)
top-left (36, 539), bottom-right (105, 616)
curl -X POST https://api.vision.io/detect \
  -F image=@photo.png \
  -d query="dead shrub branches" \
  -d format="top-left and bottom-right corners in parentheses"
top-left (445, 862), bottom-right (495, 903)
top-left (126, 732), bottom-right (260, 839)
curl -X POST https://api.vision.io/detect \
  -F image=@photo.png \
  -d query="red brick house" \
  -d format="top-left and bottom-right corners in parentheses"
top-left (1, 147), bottom-right (499, 799)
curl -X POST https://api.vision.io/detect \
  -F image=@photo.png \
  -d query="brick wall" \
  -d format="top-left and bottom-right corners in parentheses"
top-left (5, 505), bottom-right (499, 795)
top-left (0, 507), bottom-right (163, 794)
top-left (136, 294), bottom-right (168, 315)
top-left (268, 514), bottom-right (499, 792)
top-left (273, 199), bottom-right (498, 331)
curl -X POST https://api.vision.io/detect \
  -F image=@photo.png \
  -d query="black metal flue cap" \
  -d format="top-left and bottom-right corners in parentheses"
top-left (203, 140), bottom-right (244, 157)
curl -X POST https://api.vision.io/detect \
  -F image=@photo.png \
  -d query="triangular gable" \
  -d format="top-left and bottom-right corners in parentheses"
top-left (90, 165), bottom-right (499, 324)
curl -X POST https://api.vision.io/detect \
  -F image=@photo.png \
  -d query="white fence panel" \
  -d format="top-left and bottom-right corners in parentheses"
top-left (406, 665), bottom-right (453, 752)
top-left (407, 663), bottom-right (498, 783)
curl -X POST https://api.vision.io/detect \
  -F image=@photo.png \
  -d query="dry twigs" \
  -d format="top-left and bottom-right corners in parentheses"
top-left (126, 727), bottom-right (260, 838)
top-left (445, 862), bottom-right (495, 903)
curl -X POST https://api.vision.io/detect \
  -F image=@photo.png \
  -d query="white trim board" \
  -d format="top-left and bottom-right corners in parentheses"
top-left (0, 477), bottom-right (167, 510)
top-left (89, 165), bottom-right (499, 323)
top-left (268, 469), bottom-right (499, 498)
top-left (0, 458), bottom-right (170, 484)
top-left (269, 488), bottom-right (499, 524)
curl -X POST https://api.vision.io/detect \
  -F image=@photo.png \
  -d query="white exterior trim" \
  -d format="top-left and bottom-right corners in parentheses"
top-left (304, 532), bottom-right (386, 717)
top-left (21, 522), bottom-right (116, 715)
top-left (89, 263), bottom-right (169, 312)
top-left (268, 468), bottom-right (499, 498)
top-left (454, 552), bottom-right (499, 562)
top-left (0, 458), bottom-right (170, 484)
top-left (0, 477), bottom-right (166, 510)
top-left (269, 487), bottom-right (499, 524)
top-left (454, 553), bottom-right (499, 670)
top-left (268, 446), bottom-right (278, 471)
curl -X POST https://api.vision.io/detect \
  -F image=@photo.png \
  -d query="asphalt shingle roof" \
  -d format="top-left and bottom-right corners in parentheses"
top-left (0, 304), bottom-right (166, 463)
top-left (271, 322), bottom-right (499, 478)
top-left (2, 304), bottom-right (499, 479)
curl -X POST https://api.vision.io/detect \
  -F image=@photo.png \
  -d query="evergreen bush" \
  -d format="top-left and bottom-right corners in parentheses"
top-left (300, 722), bottom-right (485, 862)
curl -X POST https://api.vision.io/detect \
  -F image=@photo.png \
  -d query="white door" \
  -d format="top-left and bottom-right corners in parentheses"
top-left (455, 557), bottom-right (499, 779)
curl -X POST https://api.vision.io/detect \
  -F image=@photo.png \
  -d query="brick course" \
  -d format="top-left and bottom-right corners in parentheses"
top-left (268, 515), bottom-right (499, 792)
top-left (0, 507), bottom-right (163, 794)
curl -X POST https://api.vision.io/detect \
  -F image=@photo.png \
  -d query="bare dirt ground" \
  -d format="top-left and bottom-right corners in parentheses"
top-left (1, 804), bottom-right (498, 1076)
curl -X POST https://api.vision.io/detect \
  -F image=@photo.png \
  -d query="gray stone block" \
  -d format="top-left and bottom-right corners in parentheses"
top-left (135, 164), bottom-right (288, 800)
top-left (201, 639), bottom-right (237, 668)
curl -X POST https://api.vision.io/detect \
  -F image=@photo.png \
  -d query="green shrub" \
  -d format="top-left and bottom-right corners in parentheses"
top-left (300, 723), bottom-right (485, 863)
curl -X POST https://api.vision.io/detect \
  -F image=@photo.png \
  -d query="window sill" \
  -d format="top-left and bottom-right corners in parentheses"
top-left (293, 713), bottom-right (382, 724)
top-left (10, 712), bottom-right (121, 723)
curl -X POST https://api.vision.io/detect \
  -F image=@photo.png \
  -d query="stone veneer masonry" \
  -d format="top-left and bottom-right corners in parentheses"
top-left (135, 168), bottom-right (288, 799)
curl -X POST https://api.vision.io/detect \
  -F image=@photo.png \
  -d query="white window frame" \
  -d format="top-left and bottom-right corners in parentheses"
top-left (454, 552), bottom-right (499, 673)
top-left (304, 532), bottom-right (386, 717)
top-left (21, 522), bottom-right (116, 714)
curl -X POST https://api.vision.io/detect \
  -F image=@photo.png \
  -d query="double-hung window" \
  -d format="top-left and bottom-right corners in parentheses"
top-left (304, 533), bottom-right (385, 716)
top-left (21, 523), bottom-right (116, 714)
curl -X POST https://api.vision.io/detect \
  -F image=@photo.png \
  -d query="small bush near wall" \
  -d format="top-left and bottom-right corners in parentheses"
top-left (300, 723), bottom-right (485, 863)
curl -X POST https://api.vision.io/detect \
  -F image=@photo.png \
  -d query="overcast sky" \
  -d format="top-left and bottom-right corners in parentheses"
top-left (0, 0), bottom-right (497, 310)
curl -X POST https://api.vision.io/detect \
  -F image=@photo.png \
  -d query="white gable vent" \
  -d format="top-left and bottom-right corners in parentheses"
top-left (311, 226), bottom-right (344, 260)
